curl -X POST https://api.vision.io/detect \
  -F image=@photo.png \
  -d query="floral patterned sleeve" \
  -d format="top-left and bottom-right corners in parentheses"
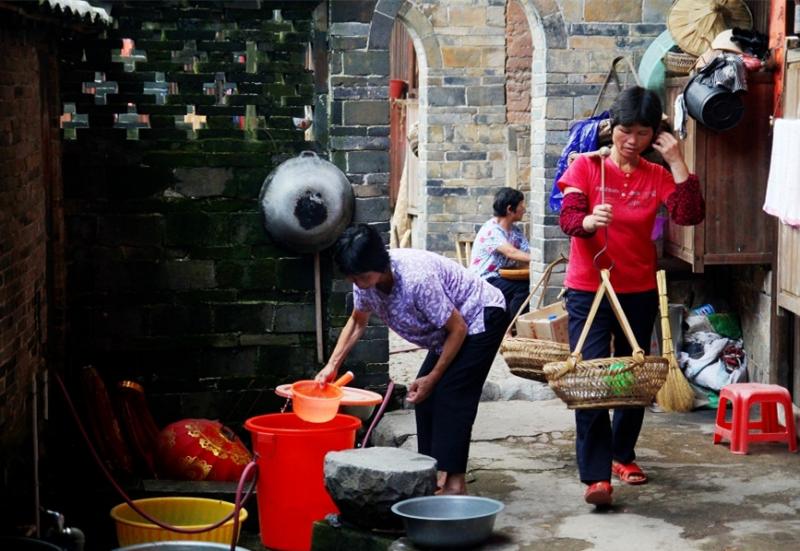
top-left (666, 174), bottom-right (705, 225)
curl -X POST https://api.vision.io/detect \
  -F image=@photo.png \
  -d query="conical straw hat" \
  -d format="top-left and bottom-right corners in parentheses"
top-left (667, 0), bottom-right (752, 56)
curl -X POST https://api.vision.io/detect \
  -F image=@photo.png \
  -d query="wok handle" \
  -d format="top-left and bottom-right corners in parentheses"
top-left (333, 371), bottom-right (354, 387)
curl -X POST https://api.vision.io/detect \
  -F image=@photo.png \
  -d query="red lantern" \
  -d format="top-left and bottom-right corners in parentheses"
top-left (156, 419), bottom-right (252, 481)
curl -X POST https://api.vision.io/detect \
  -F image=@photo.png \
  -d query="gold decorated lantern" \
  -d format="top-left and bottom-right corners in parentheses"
top-left (156, 419), bottom-right (252, 481)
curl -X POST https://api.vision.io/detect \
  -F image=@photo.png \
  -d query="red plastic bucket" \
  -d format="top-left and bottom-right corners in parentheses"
top-left (244, 413), bottom-right (361, 551)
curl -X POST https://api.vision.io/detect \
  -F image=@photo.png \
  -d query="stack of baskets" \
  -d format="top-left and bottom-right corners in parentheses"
top-left (500, 257), bottom-right (570, 382)
top-left (543, 269), bottom-right (669, 409)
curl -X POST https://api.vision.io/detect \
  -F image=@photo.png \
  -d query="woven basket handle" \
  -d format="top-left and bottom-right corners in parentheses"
top-left (656, 270), bottom-right (675, 362)
top-left (564, 269), bottom-right (645, 372)
top-left (591, 56), bottom-right (643, 117)
top-left (504, 255), bottom-right (568, 335)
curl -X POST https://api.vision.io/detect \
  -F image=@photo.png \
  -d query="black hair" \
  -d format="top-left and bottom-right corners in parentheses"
top-left (333, 224), bottom-right (391, 276)
top-left (492, 187), bottom-right (525, 217)
top-left (609, 86), bottom-right (663, 136)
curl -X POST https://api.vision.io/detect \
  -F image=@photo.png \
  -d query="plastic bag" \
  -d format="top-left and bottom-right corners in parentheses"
top-left (549, 111), bottom-right (608, 212)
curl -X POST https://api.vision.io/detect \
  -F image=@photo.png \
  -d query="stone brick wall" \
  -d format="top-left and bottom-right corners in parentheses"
top-left (506, 0), bottom-right (531, 125)
top-left (333, 0), bottom-right (669, 301)
top-left (0, 13), bottom-right (65, 501)
top-left (61, 1), bottom-right (322, 424)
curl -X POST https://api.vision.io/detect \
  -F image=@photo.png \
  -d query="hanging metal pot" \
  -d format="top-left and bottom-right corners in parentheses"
top-left (259, 151), bottom-right (354, 254)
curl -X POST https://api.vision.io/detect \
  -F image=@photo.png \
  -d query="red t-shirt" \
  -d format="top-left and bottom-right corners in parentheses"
top-left (558, 155), bottom-right (675, 293)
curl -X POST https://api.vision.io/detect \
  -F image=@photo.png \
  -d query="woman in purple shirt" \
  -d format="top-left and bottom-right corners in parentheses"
top-left (316, 224), bottom-right (507, 495)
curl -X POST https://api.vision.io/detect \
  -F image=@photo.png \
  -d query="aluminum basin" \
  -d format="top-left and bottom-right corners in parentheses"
top-left (391, 495), bottom-right (503, 548)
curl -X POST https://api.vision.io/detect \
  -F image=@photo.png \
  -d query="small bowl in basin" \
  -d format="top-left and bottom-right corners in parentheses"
top-left (391, 495), bottom-right (503, 548)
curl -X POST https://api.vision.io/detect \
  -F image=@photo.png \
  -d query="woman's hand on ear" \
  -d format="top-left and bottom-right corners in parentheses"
top-left (652, 131), bottom-right (689, 183)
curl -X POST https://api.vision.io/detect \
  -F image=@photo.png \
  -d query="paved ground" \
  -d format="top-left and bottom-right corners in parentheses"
top-left (372, 400), bottom-right (800, 551)
top-left (375, 331), bottom-right (800, 550)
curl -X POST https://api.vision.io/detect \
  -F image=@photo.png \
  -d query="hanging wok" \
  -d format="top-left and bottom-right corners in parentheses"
top-left (259, 151), bottom-right (354, 253)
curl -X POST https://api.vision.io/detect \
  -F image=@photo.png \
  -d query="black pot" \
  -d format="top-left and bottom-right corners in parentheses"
top-left (259, 151), bottom-right (354, 254)
top-left (684, 78), bottom-right (744, 132)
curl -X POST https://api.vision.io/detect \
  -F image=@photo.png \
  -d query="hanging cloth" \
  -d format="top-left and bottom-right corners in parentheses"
top-left (763, 118), bottom-right (800, 227)
top-left (695, 54), bottom-right (747, 93)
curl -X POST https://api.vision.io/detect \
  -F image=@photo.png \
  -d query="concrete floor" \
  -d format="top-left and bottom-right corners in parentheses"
top-left (372, 399), bottom-right (800, 550)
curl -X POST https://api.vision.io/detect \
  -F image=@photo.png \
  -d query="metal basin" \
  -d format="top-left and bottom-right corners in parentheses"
top-left (391, 495), bottom-right (503, 548)
top-left (113, 543), bottom-right (250, 550)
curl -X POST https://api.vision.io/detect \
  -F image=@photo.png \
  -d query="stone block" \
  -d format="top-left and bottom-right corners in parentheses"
top-left (214, 302), bottom-right (275, 333)
top-left (353, 196), bottom-right (391, 224)
top-left (342, 100), bottom-right (389, 125)
top-left (273, 302), bottom-right (315, 333)
top-left (441, 47), bottom-right (482, 68)
top-left (172, 167), bottom-right (232, 198)
top-left (448, 6), bottom-right (486, 27)
top-left (330, 22), bottom-right (370, 38)
top-left (331, 135), bottom-right (390, 151)
top-left (427, 86), bottom-right (466, 107)
top-left (466, 85), bottom-right (505, 106)
top-left (643, 0), bottom-right (672, 23)
top-left (343, 52), bottom-right (390, 76)
top-left (330, 0), bottom-right (377, 23)
top-left (159, 260), bottom-right (216, 290)
top-left (348, 150), bottom-right (389, 173)
top-left (585, 0), bottom-right (641, 22)
top-left (331, 36), bottom-right (368, 50)
top-left (324, 447), bottom-right (437, 529)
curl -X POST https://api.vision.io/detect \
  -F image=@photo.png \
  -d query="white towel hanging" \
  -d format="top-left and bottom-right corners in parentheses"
top-left (763, 118), bottom-right (800, 227)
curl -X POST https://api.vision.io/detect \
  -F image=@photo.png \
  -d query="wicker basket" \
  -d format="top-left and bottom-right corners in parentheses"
top-left (501, 338), bottom-right (570, 382)
top-left (544, 269), bottom-right (669, 409)
top-left (500, 256), bottom-right (571, 382)
top-left (663, 50), bottom-right (697, 75)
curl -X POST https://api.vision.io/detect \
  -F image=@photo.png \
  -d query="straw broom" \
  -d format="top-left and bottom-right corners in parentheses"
top-left (655, 270), bottom-right (694, 412)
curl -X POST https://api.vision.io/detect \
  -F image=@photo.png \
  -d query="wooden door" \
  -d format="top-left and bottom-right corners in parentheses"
top-left (777, 46), bottom-right (800, 315)
top-left (389, 21), bottom-right (417, 208)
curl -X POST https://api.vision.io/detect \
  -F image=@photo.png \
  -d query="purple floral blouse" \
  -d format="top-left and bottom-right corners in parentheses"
top-left (353, 249), bottom-right (506, 353)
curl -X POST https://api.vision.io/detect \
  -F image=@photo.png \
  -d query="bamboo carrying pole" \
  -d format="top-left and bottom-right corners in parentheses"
top-left (655, 270), bottom-right (695, 412)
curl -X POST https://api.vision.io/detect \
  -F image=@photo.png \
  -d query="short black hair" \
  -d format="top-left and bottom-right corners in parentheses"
top-left (493, 187), bottom-right (525, 217)
top-left (609, 86), bottom-right (663, 136)
top-left (333, 224), bottom-right (390, 276)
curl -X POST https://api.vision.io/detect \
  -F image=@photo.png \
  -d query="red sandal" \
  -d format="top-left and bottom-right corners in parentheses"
top-left (584, 481), bottom-right (613, 506)
top-left (612, 461), bottom-right (648, 485)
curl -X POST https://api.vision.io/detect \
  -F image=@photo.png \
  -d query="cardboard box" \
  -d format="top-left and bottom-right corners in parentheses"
top-left (515, 302), bottom-right (570, 344)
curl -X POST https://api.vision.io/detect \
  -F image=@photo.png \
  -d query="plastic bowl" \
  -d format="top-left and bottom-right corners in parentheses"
top-left (110, 497), bottom-right (247, 547)
top-left (290, 380), bottom-right (344, 423)
top-left (391, 495), bottom-right (504, 548)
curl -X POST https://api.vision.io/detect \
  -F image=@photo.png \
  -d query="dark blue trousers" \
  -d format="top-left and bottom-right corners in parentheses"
top-left (489, 276), bottom-right (530, 319)
top-left (414, 307), bottom-right (507, 473)
top-left (565, 289), bottom-right (658, 484)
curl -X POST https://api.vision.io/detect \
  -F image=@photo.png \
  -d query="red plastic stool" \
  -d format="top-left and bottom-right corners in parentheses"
top-left (713, 383), bottom-right (798, 455)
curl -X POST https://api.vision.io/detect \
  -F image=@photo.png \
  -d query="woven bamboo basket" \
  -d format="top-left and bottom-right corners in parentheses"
top-left (544, 269), bottom-right (669, 409)
top-left (500, 256), bottom-right (570, 382)
top-left (663, 50), bottom-right (697, 75)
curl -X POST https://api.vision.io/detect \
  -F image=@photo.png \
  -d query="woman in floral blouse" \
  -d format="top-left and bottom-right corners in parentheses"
top-left (316, 224), bottom-right (507, 495)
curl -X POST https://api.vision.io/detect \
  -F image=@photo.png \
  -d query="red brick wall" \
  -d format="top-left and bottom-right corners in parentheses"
top-left (0, 22), bottom-right (61, 460)
top-left (506, 0), bottom-right (532, 125)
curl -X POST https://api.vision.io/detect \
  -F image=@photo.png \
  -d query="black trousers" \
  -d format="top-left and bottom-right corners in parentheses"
top-left (565, 289), bottom-right (658, 484)
top-left (489, 277), bottom-right (529, 319)
top-left (414, 307), bottom-right (507, 473)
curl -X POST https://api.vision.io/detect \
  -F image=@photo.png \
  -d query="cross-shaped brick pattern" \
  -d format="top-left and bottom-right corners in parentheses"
top-left (114, 103), bottom-right (150, 139)
top-left (112, 38), bottom-right (148, 72)
top-left (82, 72), bottom-right (118, 105)
top-left (144, 72), bottom-right (178, 105)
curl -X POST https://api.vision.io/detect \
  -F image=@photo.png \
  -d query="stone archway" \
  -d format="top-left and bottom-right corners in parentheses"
top-left (513, 0), bottom-right (569, 281)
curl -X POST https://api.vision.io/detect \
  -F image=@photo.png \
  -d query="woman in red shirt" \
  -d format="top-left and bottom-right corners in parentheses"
top-left (558, 86), bottom-right (704, 506)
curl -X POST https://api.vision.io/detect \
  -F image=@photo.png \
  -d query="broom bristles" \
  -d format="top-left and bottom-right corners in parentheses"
top-left (655, 270), bottom-right (695, 412)
top-left (656, 359), bottom-right (695, 412)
